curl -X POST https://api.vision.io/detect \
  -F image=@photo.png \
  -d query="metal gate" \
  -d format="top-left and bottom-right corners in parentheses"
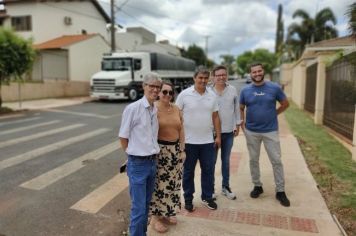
top-left (304, 63), bottom-right (317, 113)
top-left (324, 55), bottom-right (356, 140)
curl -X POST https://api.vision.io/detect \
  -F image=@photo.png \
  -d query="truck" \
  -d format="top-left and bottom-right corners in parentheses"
top-left (90, 52), bottom-right (196, 101)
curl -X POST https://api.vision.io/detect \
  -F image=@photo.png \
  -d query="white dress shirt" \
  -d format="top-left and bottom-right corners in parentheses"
top-left (119, 96), bottom-right (160, 156)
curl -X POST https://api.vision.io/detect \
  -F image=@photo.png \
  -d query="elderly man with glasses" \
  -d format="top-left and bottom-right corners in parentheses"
top-left (119, 72), bottom-right (162, 236)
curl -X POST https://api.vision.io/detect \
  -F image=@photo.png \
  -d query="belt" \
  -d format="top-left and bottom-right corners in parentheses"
top-left (129, 154), bottom-right (157, 160)
top-left (158, 139), bottom-right (179, 145)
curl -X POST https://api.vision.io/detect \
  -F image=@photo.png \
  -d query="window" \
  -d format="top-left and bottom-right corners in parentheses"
top-left (11, 15), bottom-right (32, 31)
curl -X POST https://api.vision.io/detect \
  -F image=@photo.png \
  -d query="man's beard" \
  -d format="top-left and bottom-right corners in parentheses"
top-left (251, 75), bottom-right (264, 83)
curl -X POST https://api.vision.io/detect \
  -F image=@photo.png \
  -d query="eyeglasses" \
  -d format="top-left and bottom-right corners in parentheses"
top-left (162, 90), bottom-right (174, 96)
top-left (145, 83), bottom-right (161, 90)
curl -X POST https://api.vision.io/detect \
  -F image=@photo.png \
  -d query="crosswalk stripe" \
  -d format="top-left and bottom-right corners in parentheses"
top-left (46, 109), bottom-right (110, 119)
top-left (20, 141), bottom-right (119, 190)
top-left (0, 117), bottom-right (41, 127)
top-left (0, 124), bottom-right (85, 149)
top-left (0, 128), bottom-right (109, 171)
top-left (70, 173), bottom-right (128, 214)
top-left (1, 120), bottom-right (60, 135)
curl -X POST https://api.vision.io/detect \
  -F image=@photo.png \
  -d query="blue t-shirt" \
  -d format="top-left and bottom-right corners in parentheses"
top-left (239, 81), bottom-right (286, 133)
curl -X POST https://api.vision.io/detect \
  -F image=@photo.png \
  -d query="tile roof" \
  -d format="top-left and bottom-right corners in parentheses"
top-left (34, 34), bottom-right (97, 50)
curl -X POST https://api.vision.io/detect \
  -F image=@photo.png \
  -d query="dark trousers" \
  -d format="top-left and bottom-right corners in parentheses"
top-left (183, 143), bottom-right (215, 202)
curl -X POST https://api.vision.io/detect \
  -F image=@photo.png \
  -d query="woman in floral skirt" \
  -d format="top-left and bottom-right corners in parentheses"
top-left (149, 81), bottom-right (185, 233)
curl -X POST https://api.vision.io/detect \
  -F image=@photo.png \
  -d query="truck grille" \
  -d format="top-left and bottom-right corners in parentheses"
top-left (92, 79), bottom-right (115, 92)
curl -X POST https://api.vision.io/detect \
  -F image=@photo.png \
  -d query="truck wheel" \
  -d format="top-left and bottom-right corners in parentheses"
top-left (128, 88), bottom-right (138, 101)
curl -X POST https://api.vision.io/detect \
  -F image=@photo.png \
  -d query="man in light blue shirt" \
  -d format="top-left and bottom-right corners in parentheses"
top-left (119, 73), bottom-right (162, 236)
top-left (210, 65), bottom-right (241, 200)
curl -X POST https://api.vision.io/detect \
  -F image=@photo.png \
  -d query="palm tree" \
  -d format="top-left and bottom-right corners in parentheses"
top-left (286, 7), bottom-right (338, 59)
top-left (345, 2), bottom-right (356, 38)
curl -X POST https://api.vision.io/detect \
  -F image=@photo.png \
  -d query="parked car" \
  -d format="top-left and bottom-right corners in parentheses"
top-left (245, 75), bottom-right (252, 83)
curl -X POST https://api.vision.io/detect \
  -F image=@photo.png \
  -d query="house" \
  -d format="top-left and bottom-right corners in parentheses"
top-left (1, 0), bottom-right (111, 44)
top-left (33, 34), bottom-right (109, 82)
top-left (280, 36), bottom-right (356, 160)
top-left (0, 0), bottom-right (114, 101)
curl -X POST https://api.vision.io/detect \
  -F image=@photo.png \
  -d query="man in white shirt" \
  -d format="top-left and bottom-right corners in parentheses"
top-left (176, 66), bottom-right (221, 211)
top-left (210, 65), bottom-right (241, 200)
top-left (119, 73), bottom-right (162, 236)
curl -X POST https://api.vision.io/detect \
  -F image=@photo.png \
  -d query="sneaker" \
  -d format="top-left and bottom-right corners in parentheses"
top-left (276, 192), bottom-right (290, 207)
top-left (250, 186), bottom-right (263, 198)
top-left (184, 201), bottom-right (195, 212)
top-left (222, 186), bottom-right (237, 200)
top-left (201, 199), bottom-right (217, 210)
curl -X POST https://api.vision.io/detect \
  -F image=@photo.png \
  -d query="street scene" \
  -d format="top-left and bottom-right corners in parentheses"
top-left (0, 101), bottom-right (131, 236)
top-left (0, 0), bottom-right (355, 236)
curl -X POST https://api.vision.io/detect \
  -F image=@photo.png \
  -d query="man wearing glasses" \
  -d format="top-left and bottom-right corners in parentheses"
top-left (119, 73), bottom-right (162, 236)
top-left (210, 65), bottom-right (241, 200)
top-left (176, 66), bottom-right (221, 211)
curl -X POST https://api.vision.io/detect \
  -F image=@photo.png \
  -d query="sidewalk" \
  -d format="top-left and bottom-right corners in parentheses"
top-left (2, 97), bottom-right (93, 111)
top-left (148, 115), bottom-right (343, 236)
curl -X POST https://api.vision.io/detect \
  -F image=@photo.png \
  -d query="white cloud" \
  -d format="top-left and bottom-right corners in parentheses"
top-left (100, 0), bottom-right (351, 63)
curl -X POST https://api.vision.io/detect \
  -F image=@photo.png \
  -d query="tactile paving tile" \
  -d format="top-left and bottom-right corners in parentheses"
top-left (290, 216), bottom-right (319, 233)
top-left (181, 207), bottom-right (320, 233)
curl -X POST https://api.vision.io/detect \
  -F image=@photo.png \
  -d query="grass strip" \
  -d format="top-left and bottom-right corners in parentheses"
top-left (284, 103), bottom-right (356, 235)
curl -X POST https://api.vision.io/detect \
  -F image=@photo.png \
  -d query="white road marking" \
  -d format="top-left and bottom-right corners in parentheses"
top-left (70, 173), bottom-right (128, 214)
top-left (46, 109), bottom-right (110, 119)
top-left (0, 117), bottom-right (41, 126)
top-left (1, 120), bottom-right (60, 135)
top-left (0, 124), bottom-right (85, 148)
top-left (20, 141), bottom-right (119, 190)
top-left (0, 128), bottom-right (109, 171)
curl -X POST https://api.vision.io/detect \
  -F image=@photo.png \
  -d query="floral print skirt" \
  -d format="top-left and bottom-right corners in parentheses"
top-left (150, 142), bottom-right (183, 217)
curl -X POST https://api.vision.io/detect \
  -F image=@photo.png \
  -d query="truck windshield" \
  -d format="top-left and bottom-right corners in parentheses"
top-left (102, 58), bottom-right (132, 71)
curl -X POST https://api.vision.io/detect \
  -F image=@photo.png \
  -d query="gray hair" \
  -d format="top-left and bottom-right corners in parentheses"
top-left (143, 72), bottom-right (162, 84)
top-left (194, 65), bottom-right (210, 78)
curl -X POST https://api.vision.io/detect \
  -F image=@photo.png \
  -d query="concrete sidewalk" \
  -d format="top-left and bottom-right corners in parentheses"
top-left (3, 97), bottom-right (93, 111)
top-left (148, 115), bottom-right (343, 236)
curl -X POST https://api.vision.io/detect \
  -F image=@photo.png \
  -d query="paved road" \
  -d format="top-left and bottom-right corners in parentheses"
top-left (0, 101), bottom-right (131, 236)
top-left (0, 80), bottom-right (248, 236)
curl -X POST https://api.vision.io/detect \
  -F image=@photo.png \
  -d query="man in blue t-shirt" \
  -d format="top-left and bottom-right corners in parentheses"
top-left (239, 62), bottom-right (290, 207)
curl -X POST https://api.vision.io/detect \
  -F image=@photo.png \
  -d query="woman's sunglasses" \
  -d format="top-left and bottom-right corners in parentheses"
top-left (162, 90), bottom-right (174, 96)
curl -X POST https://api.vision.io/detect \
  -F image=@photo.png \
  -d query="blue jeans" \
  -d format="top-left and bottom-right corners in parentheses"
top-left (127, 156), bottom-right (157, 236)
top-left (215, 132), bottom-right (234, 188)
top-left (183, 143), bottom-right (215, 201)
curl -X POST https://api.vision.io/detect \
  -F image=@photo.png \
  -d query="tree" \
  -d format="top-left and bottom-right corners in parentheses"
top-left (275, 4), bottom-right (284, 57)
top-left (236, 49), bottom-right (277, 77)
top-left (345, 2), bottom-right (356, 39)
top-left (219, 54), bottom-right (235, 75)
top-left (286, 7), bottom-right (338, 60)
top-left (0, 28), bottom-right (36, 108)
top-left (181, 44), bottom-right (207, 66)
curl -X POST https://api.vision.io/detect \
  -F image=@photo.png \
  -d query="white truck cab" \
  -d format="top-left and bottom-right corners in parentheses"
top-left (90, 52), bottom-right (195, 101)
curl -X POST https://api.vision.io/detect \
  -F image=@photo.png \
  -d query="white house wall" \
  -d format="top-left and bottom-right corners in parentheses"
top-left (116, 33), bottom-right (143, 51)
top-left (4, 1), bottom-right (109, 44)
top-left (68, 36), bottom-right (110, 81)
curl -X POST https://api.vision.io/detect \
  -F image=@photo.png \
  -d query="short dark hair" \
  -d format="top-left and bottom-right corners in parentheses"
top-left (194, 65), bottom-right (210, 78)
top-left (212, 65), bottom-right (227, 76)
top-left (249, 62), bottom-right (263, 72)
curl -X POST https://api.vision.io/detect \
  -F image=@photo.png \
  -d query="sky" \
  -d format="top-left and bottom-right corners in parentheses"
top-left (99, 0), bottom-right (354, 63)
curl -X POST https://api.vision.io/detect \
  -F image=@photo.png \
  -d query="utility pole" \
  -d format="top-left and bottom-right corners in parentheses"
top-left (204, 35), bottom-right (210, 67)
top-left (110, 0), bottom-right (116, 52)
